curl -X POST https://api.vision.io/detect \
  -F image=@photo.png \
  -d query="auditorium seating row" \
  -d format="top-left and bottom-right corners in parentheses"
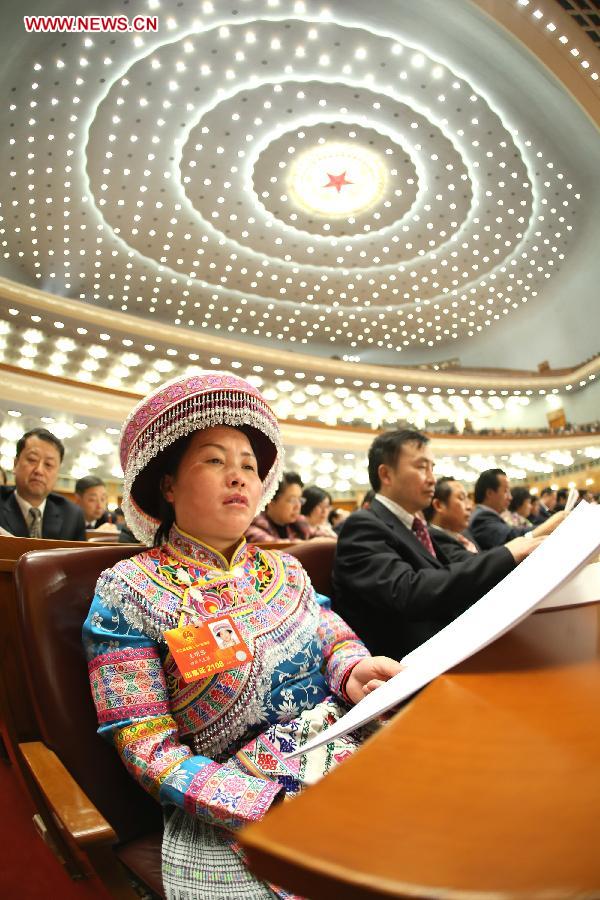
top-left (0, 535), bottom-right (335, 898)
top-left (2, 536), bottom-right (599, 899)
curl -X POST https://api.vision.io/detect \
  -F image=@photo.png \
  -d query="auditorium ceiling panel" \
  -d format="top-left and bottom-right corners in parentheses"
top-left (0, 0), bottom-right (598, 372)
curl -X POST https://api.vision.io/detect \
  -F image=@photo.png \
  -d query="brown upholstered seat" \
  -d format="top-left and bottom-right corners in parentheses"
top-left (285, 538), bottom-right (337, 598)
top-left (13, 538), bottom-right (337, 896)
top-left (15, 544), bottom-right (164, 897)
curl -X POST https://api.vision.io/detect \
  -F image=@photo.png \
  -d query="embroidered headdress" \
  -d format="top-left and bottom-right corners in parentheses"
top-left (120, 371), bottom-right (284, 544)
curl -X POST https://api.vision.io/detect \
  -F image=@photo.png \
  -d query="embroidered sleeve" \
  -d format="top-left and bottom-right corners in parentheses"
top-left (84, 592), bottom-right (281, 830)
top-left (316, 605), bottom-right (370, 701)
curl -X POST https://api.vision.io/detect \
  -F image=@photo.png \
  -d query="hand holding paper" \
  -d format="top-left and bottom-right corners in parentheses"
top-left (344, 655), bottom-right (403, 703)
top-left (290, 500), bottom-right (600, 758)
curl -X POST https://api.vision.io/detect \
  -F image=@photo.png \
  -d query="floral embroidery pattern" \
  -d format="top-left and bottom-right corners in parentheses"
top-left (83, 523), bottom-right (372, 844)
top-left (114, 715), bottom-right (192, 797)
top-left (181, 762), bottom-right (281, 830)
top-left (89, 645), bottom-right (169, 723)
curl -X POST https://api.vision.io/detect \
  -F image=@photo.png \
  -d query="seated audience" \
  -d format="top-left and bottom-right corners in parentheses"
top-left (117, 522), bottom-right (141, 544)
top-left (108, 505), bottom-right (141, 543)
top-left (360, 489), bottom-right (375, 509)
top-left (111, 505), bottom-right (126, 527)
top-left (469, 469), bottom-right (564, 550)
top-left (330, 506), bottom-right (350, 534)
top-left (530, 486), bottom-right (557, 524)
top-left (74, 475), bottom-right (115, 530)
top-left (0, 428), bottom-right (85, 541)
top-left (83, 371), bottom-right (401, 899)
top-left (504, 486), bottom-right (533, 528)
top-left (424, 476), bottom-right (479, 561)
top-left (302, 485), bottom-right (337, 537)
top-left (554, 487), bottom-right (569, 512)
top-left (245, 470), bottom-right (312, 542)
top-left (0, 466), bottom-right (7, 485)
top-left (529, 495), bottom-right (541, 522)
top-left (333, 430), bottom-right (544, 659)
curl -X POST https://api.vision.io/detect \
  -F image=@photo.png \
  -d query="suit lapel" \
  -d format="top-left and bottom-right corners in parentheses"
top-left (42, 496), bottom-right (62, 540)
top-left (370, 499), bottom-right (442, 567)
top-left (3, 491), bottom-right (29, 537)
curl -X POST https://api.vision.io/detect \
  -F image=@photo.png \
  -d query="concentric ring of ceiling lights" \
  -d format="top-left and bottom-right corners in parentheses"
top-left (1, 0), bottom-right (580, 352)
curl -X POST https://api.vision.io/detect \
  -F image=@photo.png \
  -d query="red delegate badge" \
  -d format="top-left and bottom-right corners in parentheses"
top-left (164, 615), bottom-right (252, 684)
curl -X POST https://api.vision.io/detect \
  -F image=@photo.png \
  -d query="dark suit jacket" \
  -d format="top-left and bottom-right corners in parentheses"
top-left (118, 524), bottom-right (141, 544)
top-left (0, 486), bottom-right (86, 542)
top-left (428, 527), bottom-right (475, 563)
top-left (530, 503), bottom-right (551, 526)
top-left (469, 504), bottom-right (531, 550)
top-left (332, 499), bottom-right (515, 659)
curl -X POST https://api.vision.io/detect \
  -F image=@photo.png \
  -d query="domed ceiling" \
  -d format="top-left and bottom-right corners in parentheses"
top-left (0, 0), bottom-right (599, 368)
top-left (0, 0), bottom-right (598, 490)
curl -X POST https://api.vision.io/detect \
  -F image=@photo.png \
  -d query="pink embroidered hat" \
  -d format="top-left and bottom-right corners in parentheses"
top-left (120, 371), bottom-right (284, 544)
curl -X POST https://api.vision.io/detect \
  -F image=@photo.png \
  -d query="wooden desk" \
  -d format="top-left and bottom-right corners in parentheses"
top-left (85, 528), bottom-right (122, 543)
top-left (241, 603), bottom-right (600, 899)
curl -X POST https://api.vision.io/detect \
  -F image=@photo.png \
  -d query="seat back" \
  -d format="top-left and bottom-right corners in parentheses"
top-left (285, 539), bottom-right (337, 598)
top-left (15, 545), bottom-right (163, 844)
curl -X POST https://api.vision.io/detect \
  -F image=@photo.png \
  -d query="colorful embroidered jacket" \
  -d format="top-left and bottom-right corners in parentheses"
top-left (83, 525), bottom-right (370, 831)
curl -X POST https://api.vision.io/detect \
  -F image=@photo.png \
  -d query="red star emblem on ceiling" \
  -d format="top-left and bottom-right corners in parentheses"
top-left (324, 171), bottom-right (353, 193)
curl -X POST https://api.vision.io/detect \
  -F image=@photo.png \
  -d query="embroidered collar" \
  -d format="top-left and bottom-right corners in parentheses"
top-left (164, 524), bottom-right (247, 572)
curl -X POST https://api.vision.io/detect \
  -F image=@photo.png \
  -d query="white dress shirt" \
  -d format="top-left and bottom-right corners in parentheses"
top-left (15, 491), bottom-right (47, 524)
top-left (374, 493), bottom-right (415, 531)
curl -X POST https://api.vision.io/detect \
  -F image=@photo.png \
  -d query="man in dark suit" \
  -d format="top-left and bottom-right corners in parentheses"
top-left (530, 486), bottom-right (557, 525)
top-left (0, 428), bottom-right (85, 541)
top-left (424, 476), bottom-right (479, 562)
top-left (469, 469), bottom-right (563, 550)
top-left (74, 475), bottom-right (113, 529)
top-left (554, 487), bottom-right (569, 513)
top-left (332, 430), bottom-right (541, 659)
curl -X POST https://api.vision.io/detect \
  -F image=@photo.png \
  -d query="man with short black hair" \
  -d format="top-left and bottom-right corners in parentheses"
top-left (333, 430), bottom-right (543, 658)
top-left (0, 428), bottom-right (85, 541)
top-left (470, 469), bottom-right (563, 550)
top-left (531, 486), bottom-right (557, 524)
top-left (424, 476), bottom-right (479, 561)
top-left (554, 487), bottom-right (569, 512)
top-left (74, 475), bottom-right (112, 529)
top-left (245, 471), bottom-right (312, 542)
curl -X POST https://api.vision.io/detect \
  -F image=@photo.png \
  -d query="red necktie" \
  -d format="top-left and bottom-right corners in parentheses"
top-left (456, 532), bottom-right (478, 553)
top-left (412, 516), bottom-right (437, 558)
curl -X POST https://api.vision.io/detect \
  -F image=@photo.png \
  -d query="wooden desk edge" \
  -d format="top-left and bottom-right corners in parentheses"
top-left (242, 830), bottom-right (457, 900)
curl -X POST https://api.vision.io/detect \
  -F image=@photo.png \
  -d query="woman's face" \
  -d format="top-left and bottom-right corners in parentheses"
top-left (162, 425), bottom-right (263, 553)
top-left (308, 497), bottom-right (331, 525)
top-left (266, 482), bottom-right (303, 526)
top-left (517, 497), bottom-right (532, 518)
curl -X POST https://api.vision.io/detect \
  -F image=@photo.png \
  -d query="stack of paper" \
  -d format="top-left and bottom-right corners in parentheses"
top-left (291, 500), bottom-right (600, 757)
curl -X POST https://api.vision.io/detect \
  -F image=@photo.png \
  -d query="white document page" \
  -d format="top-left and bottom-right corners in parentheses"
top-left (564, 485), bottom-right (578, 514)
top-left (536, 561), bottom-right (600, 611)
top-left (291, 500), bottom-right (600, 758)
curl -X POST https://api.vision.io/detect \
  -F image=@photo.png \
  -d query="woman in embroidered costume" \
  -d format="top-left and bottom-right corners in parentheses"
top-left (83, 372), bottom-right (401, 900)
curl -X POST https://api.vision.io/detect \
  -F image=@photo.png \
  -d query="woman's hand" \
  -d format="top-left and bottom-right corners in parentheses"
top-left (344, 656), bottom-right (403, 705)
